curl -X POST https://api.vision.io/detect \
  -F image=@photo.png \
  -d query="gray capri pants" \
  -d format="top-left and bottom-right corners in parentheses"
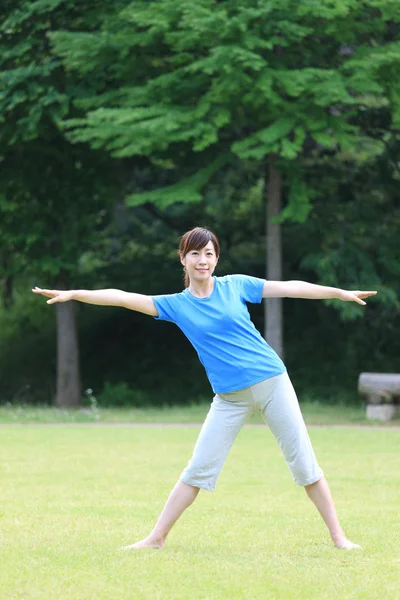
top-left (180, 372), bottom-right (323, 491)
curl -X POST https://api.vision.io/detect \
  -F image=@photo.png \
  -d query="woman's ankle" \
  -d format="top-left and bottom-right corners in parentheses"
top-left (149, 529), bottom-right (167, 544)
top-left (330, 530), bottom-right (346, 545)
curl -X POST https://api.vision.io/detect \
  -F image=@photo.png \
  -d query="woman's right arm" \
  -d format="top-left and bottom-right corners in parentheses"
top-left (32, 287), bottom-right (158, 316)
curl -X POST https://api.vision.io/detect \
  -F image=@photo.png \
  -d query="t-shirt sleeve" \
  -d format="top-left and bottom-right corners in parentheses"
top-left (151, 294), bottom-right (178, 322)
top-left (229, 274), bottom-right (265, 304)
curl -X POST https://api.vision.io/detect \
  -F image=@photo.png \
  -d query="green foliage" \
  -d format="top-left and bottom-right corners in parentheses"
top-left (126, 154), bottom-right (231, 208)
top-left (96, 382), bottom-right (151, 408)
top-left (0, 287), bottom-right (57, 403)
top-left (0, 136), bottom-right (118, 284)
top-left (276, 178), bottom-right (316, 224)
top-left (289, 146), bottom-right (400, 322)
top-left (48, 0), bottom-right (400, 283)
top-left (0, 1), bottom-right (128, 285)
top-left (1, 154), bottom-right (399, 406)
top-left (1, 0), bottom-right (399, 408)
top-left (52, 0), bottom-right (400, 167)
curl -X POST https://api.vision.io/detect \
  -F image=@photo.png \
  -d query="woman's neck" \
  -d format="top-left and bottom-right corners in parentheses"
top-left (188, 277), bottom-right (214, 298)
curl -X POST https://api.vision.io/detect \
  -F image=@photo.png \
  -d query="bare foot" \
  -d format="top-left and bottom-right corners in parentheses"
top-left (121, 537), bottom-right (165, 550)
top-left (334, 538), bottom-right (361, 550)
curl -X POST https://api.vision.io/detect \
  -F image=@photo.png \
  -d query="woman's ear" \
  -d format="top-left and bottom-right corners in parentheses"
top-left (179, 253), bottom-right (186, 267)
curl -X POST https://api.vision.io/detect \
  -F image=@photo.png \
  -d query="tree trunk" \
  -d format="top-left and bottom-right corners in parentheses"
top-left (265, 162), bottom-right (284, 359)
top-left (56, 280), bottom-right (81, 407)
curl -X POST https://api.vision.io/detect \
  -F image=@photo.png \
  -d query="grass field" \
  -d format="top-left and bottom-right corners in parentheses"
top-left (1, 423), bottom-right (399, 599)
top-left (0, 401), bottom-right (399, 426)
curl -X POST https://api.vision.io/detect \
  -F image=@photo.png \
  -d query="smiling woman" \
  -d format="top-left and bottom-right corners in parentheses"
top-left (32, 226), bottom-right (377, 552)
top-left (178, 227), bottom-right (220, 293)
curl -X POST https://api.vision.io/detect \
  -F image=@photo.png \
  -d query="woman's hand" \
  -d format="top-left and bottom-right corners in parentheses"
top-left (32, 287), bottom-right (74, 304)
top-left (338, 290), bottom-right (377, 305)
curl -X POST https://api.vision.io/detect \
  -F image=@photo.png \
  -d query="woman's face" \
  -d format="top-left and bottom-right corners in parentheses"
top-left (180, 241), bottom-right (219, 283)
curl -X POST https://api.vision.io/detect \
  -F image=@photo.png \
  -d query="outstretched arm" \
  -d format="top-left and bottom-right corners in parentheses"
top-left (32, 287), bottom-right (158, 316)
top-left (262, 281), bottom-right (377, 305)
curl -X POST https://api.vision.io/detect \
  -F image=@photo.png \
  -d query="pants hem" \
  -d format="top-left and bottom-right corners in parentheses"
top-left (180, 476), bottom-right (215, 492)
top-left (295, 472), bottom-right (324, 487)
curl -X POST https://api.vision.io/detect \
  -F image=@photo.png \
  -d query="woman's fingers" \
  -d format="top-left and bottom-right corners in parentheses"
top-left (352, 291), bottom-right (377, 303)
top-left (352, 291), bottom-right (378, 305)
top-left (32, 287), bottom-right (67, 303)
top-left (355, 297), bottom-right (366, 306)
top-left (341, 290), bottom-right (377, 304)
top-left (32, 287), bottom-right (57, 299)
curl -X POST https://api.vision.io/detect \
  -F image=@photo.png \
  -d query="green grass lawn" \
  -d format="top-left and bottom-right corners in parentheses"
top-left (0, 425), bottom-right (399, 599)
top-left (0, 401), bottom-right (399, 426)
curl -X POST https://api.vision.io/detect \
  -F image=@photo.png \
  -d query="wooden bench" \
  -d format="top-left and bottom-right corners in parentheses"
top-left (358, 373), bottom-right (400, 421)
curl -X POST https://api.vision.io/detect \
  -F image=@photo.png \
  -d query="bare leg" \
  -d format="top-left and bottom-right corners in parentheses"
top-left (122, 481), bottom-right (200, 550)
top-left (305, 477), bottom-right (361, 549)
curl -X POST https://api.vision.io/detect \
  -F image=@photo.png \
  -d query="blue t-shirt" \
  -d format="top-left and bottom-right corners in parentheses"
top-left (152, 274), bottom-right (286, 394)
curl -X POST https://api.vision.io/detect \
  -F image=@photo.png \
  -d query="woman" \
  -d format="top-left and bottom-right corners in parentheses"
top-left (33, 227), bottom-right (376, 550)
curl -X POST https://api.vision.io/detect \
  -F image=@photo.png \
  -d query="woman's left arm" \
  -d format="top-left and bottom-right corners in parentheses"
top-left (262, 280), bottom-right (377, 305)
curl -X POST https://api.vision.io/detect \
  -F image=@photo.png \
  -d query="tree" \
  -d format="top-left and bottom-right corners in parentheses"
top-left (0, 0), bottom-right (124, 405)
top-left (51, 0), bottom-right (400, 358)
